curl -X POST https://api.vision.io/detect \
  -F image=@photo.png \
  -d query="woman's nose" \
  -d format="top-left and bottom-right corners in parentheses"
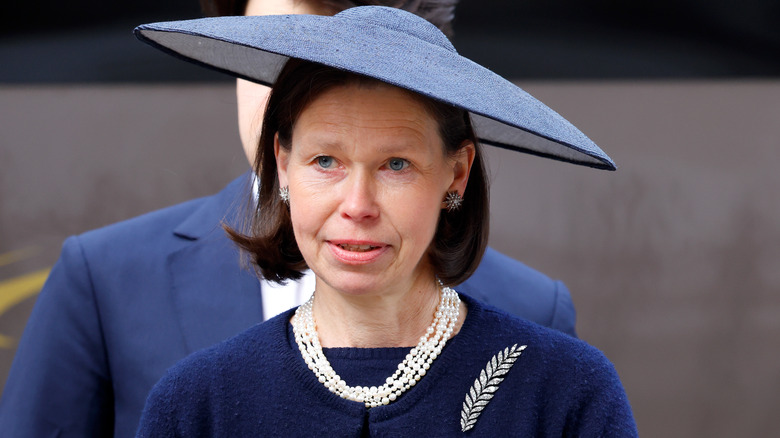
top-left (339, 171), bottom-right (379, 221)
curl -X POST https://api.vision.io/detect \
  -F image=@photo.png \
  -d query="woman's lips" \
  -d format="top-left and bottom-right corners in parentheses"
top-left (327, 240), bottom-right (388, 264)
top-left (337, 243), bottom-right (377, 252)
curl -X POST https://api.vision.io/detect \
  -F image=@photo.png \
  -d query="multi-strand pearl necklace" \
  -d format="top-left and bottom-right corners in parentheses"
top-left (291, 284), bottom-right (461, 408)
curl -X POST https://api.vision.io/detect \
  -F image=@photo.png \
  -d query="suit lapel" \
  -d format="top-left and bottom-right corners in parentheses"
top-left (167, 174), bottom-right (264, 354)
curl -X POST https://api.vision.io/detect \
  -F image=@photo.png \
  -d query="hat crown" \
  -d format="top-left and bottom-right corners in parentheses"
top-left (335, 6), bottom-right (456, 53)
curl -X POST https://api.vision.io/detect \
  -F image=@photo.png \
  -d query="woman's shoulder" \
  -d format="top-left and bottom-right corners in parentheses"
top-left (137, 310), bottom-right (299, 434)
top-left (461, 292), bottom-right (580, 344)
top-left (458, 293), bottom-right (622, 389)
top-left (152, 309), bottom-right (294, 392)
top-left (452, 294), bottom-right (637, 436)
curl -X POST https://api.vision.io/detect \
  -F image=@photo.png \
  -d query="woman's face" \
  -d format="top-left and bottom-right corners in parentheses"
top-left (276, 83), bottom-right (474, 297)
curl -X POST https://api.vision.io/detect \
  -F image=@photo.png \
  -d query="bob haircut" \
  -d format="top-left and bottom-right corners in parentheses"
top-left (227, 58), bottom-right (489, 286)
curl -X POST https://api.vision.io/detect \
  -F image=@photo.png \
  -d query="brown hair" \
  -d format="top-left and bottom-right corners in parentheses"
top-left (227, 59), bottom-right (488, 286)
top-left (200, 0), bottom-right (458, 38)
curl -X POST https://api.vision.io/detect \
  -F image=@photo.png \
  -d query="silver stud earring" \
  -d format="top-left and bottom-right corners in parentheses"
top-left (279, 186), bottom-right (290, 205)
top-left (444, 191), bottom-right (463, 212)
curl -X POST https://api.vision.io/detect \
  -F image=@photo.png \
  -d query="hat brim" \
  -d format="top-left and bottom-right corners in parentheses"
top-left (135, 7), bottom-right (615, 170)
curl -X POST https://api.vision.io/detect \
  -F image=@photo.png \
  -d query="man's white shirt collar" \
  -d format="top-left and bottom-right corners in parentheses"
top-left (260, 270), bottom-right (315, 320)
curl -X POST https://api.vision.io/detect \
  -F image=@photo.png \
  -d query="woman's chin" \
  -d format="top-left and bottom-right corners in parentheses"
top-left (316, 272), bottom-right (396, 298)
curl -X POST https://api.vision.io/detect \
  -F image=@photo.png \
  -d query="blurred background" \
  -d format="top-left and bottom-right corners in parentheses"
top-left (1, 0), bottom-right (779, 436)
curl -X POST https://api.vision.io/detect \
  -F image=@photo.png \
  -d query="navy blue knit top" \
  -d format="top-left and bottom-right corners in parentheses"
top-left (137, 294), bottom-right (637, 437)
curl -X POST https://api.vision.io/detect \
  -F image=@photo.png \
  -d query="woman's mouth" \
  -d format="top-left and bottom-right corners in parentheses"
top-left (328, 241), bottom-right (388, 264)
top-left (337, 244), bottom-right (379, 252)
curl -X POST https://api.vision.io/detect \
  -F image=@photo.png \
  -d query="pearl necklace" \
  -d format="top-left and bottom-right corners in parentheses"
top-left (291, 284), bottom-right (460, 408)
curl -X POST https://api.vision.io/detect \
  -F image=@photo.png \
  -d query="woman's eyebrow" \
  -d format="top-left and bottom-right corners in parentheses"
top-left (295, 134), bottom-right (342, 151)
top-left (377, 143), bottom-right (419, 155)
top-left (300, 132), bottom-right (424, 155)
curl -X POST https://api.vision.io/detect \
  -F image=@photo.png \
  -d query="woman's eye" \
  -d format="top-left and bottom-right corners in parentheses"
top-left (317, 156), bottom-right (336, 169)
top-left (387, 158), bottom-right (409, 171)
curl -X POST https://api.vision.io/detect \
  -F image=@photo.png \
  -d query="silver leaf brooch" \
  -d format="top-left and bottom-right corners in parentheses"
top-left (460, 344), bottom-right (527, 432)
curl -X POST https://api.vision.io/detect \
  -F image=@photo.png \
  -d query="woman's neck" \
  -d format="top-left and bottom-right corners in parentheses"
top-left (310, 275), bottom-right (460, 348)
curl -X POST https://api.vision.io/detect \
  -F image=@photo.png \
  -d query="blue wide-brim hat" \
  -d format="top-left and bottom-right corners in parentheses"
top-left (135, 6), bottom-right (615, 170)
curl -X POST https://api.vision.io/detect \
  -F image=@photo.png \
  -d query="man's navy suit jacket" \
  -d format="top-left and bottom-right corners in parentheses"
top-left (0, 174), bottom-right (576, 437)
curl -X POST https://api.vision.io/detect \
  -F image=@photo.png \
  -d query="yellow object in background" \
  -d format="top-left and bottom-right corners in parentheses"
top-left (0, 268), bottom-right (50, 348)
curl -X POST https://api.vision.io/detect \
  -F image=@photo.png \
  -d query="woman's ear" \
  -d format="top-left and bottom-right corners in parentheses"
top-left (447, 140), bottom-right (476, 196)
top-left (274, 132), bottom-right (290, 188)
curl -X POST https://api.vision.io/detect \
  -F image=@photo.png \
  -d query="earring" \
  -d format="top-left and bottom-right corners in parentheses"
top-left (279, 186), bottom-right (290, 205)
top-left (444, 191), bottom-right (463, 212)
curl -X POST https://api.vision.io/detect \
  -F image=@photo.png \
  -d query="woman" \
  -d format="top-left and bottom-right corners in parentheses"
top-left (135, 6), bottom-right (636, 436)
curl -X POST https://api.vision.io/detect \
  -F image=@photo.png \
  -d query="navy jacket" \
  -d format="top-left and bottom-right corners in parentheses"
top-left (0, 174), bottom-right (576, 438)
